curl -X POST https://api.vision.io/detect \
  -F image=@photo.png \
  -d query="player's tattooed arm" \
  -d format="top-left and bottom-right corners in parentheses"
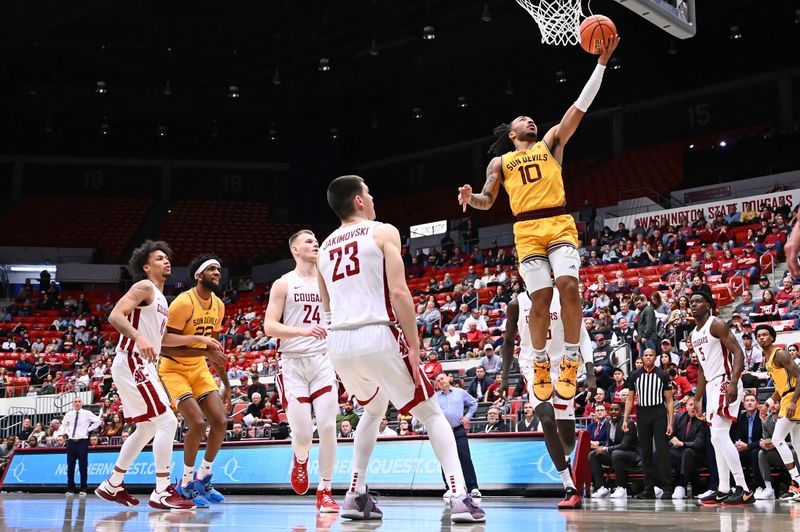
top-left (108, 280), bottom-right (154, 341)
top-left (458, 158), bottom-right (502, 211)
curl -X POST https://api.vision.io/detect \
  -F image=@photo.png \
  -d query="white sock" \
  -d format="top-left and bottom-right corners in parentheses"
top-left (564, 344), bottom-right (580, 362)
top-left (156, 476), bottom-right (170, 492)
top-left (559, 468), bottom-right (575, 490)
top-left (411, 399), bottom-right (467, 497)
top-left (534, 350), bottom-right (548, 364)
top-left (764, 480), bottom-right (772, 490)
top-left (319, 478), bottom-right (332, 491)
top-left (350, 470), bottom-right (366, 494)
top-left (182, 465), bottom-right (195, 487)
top-left (349, 391), bottom-right (388, 494)
top-left (109, 469), bottom-right (125, 487)
top-left (112, 420), bottom-right (156, 485)
top-left (196, 459), bottom-right (213, 480)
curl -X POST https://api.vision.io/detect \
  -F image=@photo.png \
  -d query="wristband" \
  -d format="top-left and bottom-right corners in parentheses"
top-left (574, 64), bottom-right (606, 112)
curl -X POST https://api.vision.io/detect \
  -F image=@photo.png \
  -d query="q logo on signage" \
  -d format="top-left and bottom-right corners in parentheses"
top-left (531, 454), bottom-right (560, 482)
top-left (223, 458), bottom-right (241, 482)
top-left (11, 460), bottom-right (26, 483)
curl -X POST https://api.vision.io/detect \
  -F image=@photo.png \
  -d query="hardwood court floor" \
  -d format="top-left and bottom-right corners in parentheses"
top-left (0, 492), bottom-right (793, 531)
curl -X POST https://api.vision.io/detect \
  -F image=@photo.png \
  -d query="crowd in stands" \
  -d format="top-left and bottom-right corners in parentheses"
top-left (1, 198), bottom-right (799, 497)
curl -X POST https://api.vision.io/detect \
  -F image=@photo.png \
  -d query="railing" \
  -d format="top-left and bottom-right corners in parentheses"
top-left (728, 271), bottom-right (749, 296)
top-left (0, 407), bottom-right (37, 438)
top-left (759, 251), bottom-right (777, 285)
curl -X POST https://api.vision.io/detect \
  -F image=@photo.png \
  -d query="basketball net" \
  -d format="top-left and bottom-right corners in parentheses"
top-left (514, 0), bottom-right (585, 46)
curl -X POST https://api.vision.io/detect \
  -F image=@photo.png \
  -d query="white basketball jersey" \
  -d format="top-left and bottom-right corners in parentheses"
top-left (116, 280), bottom-right (168, 356)
top-left (517, 289), bottom-right (593, 370)
top-left (278, 270), bottom-right (326, 357)
top-left (690, 316), bottom-right (731, 381)
top-left (319, 220), bottom-right (395, 330)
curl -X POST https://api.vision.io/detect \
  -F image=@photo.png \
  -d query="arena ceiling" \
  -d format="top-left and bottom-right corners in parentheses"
top-left (1, 0), bottom-right (798, 162)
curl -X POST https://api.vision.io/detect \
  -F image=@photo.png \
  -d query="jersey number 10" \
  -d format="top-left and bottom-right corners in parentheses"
top-left (518, 163), bottom-right (543, 185)
top-left (329, 242), bottom-right (360, 282)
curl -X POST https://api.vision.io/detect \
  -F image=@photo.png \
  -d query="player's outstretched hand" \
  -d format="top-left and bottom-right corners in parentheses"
top-left (196, 335), bottom-right (224, 352)
top-left (135, 336), bottom-right (157, 362)
top-left (304, 325), bottom-right (328, 340)
top-left (458, 184), bottom-right (472, 212)
top-left (597, 34), bottom-right (620, 66)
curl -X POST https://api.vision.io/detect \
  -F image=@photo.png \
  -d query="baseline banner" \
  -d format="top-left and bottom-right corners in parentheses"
top-left (2, 435), bottom-right (568, 491)
top-left (604, 189), bottom-right (799, 230)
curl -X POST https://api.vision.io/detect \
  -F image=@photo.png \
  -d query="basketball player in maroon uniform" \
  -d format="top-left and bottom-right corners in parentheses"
top-left (318, 175), bottom-right (485, 523)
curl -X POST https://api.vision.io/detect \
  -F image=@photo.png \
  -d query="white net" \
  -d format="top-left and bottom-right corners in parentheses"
top-left (514, 0), bottom-right (585, 46)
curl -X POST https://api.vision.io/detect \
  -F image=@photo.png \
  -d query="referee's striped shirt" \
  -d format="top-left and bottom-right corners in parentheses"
top-left (627, 367), bottom-right (672, 408)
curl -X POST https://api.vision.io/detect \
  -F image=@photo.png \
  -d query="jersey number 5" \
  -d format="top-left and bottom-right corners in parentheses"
top-left (330, 242), bottom-right (360, 282)
top-left (518, 163), bottom-right (542, 185)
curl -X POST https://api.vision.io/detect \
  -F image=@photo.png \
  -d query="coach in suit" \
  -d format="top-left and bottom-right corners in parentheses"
top-left (669, 400), bottom-right (707, 499)
top-left (61, 397), bottom-right (101, 495)
top-left (587, 404), bottom-right (610, 447)
top-left (731, 393), bottom-right (764, 490)
top-left (589, 402), bottom-right (641, 497)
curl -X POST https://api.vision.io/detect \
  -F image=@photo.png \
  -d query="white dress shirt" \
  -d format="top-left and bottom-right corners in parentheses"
top-left (62, 408), bottom-right (101, 440)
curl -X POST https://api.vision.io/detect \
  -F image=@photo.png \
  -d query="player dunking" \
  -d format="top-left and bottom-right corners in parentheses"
top-left (500, 287), bottom-right (594, 508)
top-left (159, 254), bottom-right (229, 508)
top-left (689, 292), bottom-right (753, 505)
top-left (457, 37), bottom-right (619, 411)
top-left (756, 324), bottom-right (800, 501)
top-left (264, 229), bottom-right (340, 513)
top-left (95, 240), bottom-right (196, 511)
top-left (318, 175), bottom-right (485, 523)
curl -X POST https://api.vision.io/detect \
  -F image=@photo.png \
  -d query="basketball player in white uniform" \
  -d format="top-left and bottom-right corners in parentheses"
top-left (95, 240), bottom-right (220, 511)
top-left (500, 287), bottom-right (594, 508)
top-left (689, 292), bottom-right (753, 505)
top-left (264, 229), bottom-right (339, 513)
top-left (317, 175), bottom-right (485, 523)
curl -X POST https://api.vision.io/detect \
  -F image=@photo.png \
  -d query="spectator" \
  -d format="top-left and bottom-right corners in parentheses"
top-left (435, 372), bottom-right (481, 498)
top-left (479, 345), bottom-right (502, 377)
top-left (423, 351), bottom-right (443, 380)
top-left (684, 352), bottom-right (700, 387)
top-left (247, 374), bottom-right (268, 401)
top-left (667, 363), bottom-right (692, 402)
top-left (517, 403), bottom-right (539, 432)
top-left (611, 318), bottom-right (636, 352)
top-left (741, 334), bottom-right (766, 388)
top-left (689, 274), bottom-right (713, 302)
top-left (584, 388), bottom-right (612, 419)
top-left (228, 422), bottom-right (247, 441)
top-left (589, 402), bottom-right (641, 498)
top-left (667, 295), bottom-right (695, 347)
top-left (449, 304), bottom-right (472, 330)
top-left (735, 245), bottom-right (760, 280)
top-left (587, 405), bottom-right (610, 448)
top-left (659, 339), bottom-right (680, 365)
top-left (606, 368), bottom-right (627, 404)
top-left (17, 418), bottom-right (33, 441)
top-left (734, 291), bottom-right (758, 318)
top-left (635, 295), bottom-right (659, 357)
top-left (462, 308), bottom-right (489, 333)
top-left (614, 300), bottom-right (636, 327)
top-left (755, 402), bottom-right (785, 500)
top-left (668, 398), bottom-right (707, 499)
top-left (30, 422), bottom-right (46, 443)
top-left (776, 277), bottom-right (795, 307)
top-left (754, 290), bottom-right (781, 322)
top-left (718, 249), bottom-right (738, 281)
top-left (467, 367), bottom-right (490, 400)
top-left (483, 407), bottom-right (509, 433)
top-left (592, 335), bottom-right (614, 390)
top-left (338, 420), bottom-right (355, 439)
top-left (731, 393), bottom-right (763, 494)
top-left (397, 419), bottom-right (416, 436)
top-left (377, 416), bottom-right (398, 437)
top-left (757, 224), bottom-right (787, 255)
top-left (336, 401), bottom-right (360, 430)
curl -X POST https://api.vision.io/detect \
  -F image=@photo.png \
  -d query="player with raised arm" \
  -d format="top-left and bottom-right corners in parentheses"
top-left (756, 324), bottom-right (800, 501)
top-left (318, 175), bottom-right (485, 523)
top-left (264, 230), bottom-right (340, 513)
top-left (689, 292), bottom-right (753, 505)
top-left (500, 287), bottom-right (594, 508)
top-left (95, 240), bottom-right (217, 511)
top-left (458, 37), bottom-right (618, 412)
top-left (158, 254), bottom-right (229, 508)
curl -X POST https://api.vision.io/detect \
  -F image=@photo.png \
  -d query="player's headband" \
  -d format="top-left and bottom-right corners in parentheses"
top-left (195, 259), bottom-right (220, 278)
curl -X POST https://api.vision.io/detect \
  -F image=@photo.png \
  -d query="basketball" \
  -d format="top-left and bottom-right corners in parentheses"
top-left (579, 15), bottom-right (617, 55)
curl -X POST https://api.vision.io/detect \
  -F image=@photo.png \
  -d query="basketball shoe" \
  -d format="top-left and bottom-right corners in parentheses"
top-left (558, 487), bottom-right (582, 509)
top-left (554, 356), bottom-right (580, 400)
top-left (95, 479), bottom-right (140, 507)
top-left (532, 357), bottom-right (553, 401)
top-left (340, 489), bottom-right (383, 520)
top-left (149, 484), bottom-right (197, 511)
top-left (291, 455), bottom-right (310, 495)
top-left (316, 488), bottom-right (340, 513)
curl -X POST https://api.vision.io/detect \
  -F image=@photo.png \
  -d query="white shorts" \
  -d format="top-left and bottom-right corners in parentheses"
top-left (327, 324), bottom-right (434, 414)
top-left (705, 375), bottom-right (742, 428)
top-left (112, 350), bottom-right (170, 424)
top-left (519, 246), bottom-right (580, 293)
top-left (276, 353), bottom-right (337, 408)
top-left (518, 350), bottom-right (575, 420)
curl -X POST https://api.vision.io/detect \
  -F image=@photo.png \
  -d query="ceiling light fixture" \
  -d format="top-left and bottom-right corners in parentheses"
top-left (481, 3), bottom-right (492, 22)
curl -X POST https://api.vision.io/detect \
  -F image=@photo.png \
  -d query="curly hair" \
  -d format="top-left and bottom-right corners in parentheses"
top-left (128, 240), bottom-right (172, 281)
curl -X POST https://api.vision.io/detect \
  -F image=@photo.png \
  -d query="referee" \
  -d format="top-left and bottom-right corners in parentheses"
top-left (435, 372), bottom-right (481, 499)
top-left (62, 397), bottom-right (101, 495)
top-left (622, 348), bottom-right (674, 499)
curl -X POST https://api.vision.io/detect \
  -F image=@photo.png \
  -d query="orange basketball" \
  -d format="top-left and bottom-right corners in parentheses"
top-left (579, 15), bottom-right (617, 55)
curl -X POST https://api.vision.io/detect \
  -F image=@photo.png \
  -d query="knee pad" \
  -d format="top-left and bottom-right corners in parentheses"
top-left (153, 411), bottom-right (178, 433)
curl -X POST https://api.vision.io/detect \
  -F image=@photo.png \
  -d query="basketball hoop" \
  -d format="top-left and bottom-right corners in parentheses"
top-left (514, 0), bottom-right (585, 46)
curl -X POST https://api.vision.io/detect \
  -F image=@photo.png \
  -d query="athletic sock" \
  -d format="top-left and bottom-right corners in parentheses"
top-left (109, 469), bottom-right (125, 487)
top-left (197, 459), bottom-right (213, 481)
top-left (790, 467), bottom-right (800, 483)
top-left (182, 465), bottom-right (194, 487)
top-left (156, 475), bottom-right (170, 492)
top-left (534, 349), bottom-right (548, 364)
top-left (319, 478), bottom-right (332, 491)
top-left (350, 470), bottom-right (366, 494)
top-left (559, 468), bottom-right (575, 490)
top-left (564, 344), bottom-right (580, 362)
